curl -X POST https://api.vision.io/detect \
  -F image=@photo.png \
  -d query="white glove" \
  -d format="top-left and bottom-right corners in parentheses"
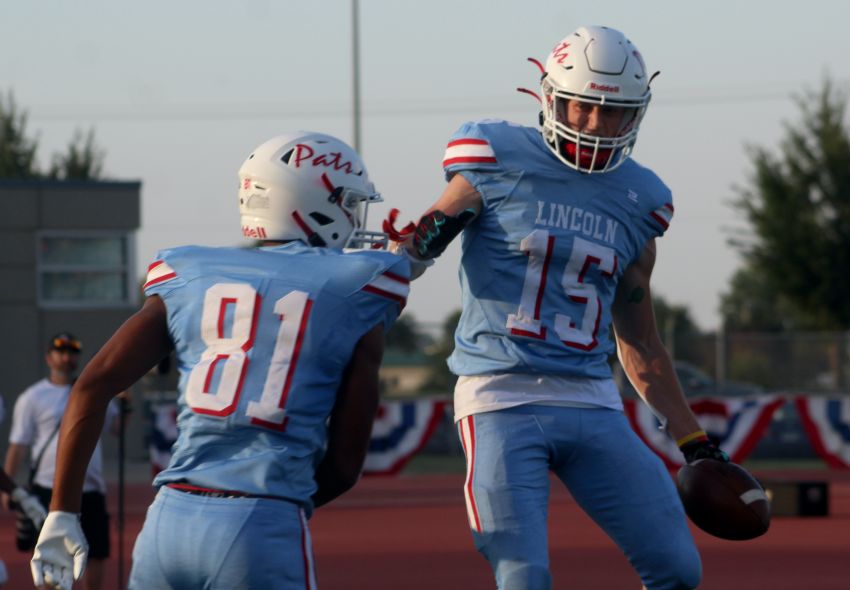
top-left (31, 511), bottom-right (88, 590)
top-left (10, 486), bottom-right (47, 529)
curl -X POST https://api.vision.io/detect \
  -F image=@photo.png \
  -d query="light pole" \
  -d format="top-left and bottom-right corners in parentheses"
top-left (351, 0), bottom-right (361, 152)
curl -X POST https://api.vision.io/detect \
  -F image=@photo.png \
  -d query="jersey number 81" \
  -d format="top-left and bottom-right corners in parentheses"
top-left (185, 283), bottom-right (312, 431)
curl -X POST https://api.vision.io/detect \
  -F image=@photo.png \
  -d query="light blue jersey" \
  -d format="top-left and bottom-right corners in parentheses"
top-left (442, 120), bottom-right (673, 379)
top-left (142, 243), bottom-right (409, 511)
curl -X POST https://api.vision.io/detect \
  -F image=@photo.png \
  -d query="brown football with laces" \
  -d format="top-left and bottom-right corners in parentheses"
top-left (677, 459), bottom-right (770, 540)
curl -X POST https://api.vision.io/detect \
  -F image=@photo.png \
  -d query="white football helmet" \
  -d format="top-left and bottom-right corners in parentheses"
top-left (238, 132), bottom-right (386, 249)
top-left (541, 25), bottom-right (652, 173)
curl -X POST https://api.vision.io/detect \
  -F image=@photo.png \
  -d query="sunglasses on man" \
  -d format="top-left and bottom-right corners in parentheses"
top-left (51, 337), bottom-right (82, 352)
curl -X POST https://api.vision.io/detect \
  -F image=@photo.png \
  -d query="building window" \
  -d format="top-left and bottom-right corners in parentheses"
top-left (37, 232), bottom-right (136, 307)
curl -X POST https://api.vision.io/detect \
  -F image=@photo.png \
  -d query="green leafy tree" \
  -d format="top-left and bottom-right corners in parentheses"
top-left (720, 266), bottom-right (822, 331)
top-left (385, 313), bottom-right (427, 353)
top-left (729, 78), bottom-right (850, 329)
top-left (0, 91), bottom-right (39, 178)
top-left (650, 295), bottom-right (702, 363)
top-left (422, 309), bottom-right (461, 392)
top-left (49, 128), bottom-right (104, 180)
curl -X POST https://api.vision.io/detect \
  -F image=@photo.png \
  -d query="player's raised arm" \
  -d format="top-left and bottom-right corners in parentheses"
top-left (392, 173), bottom-right (482, 272)
top-left (312, 323), bottom-right (385, 508)
top-left (31, 296), bottom-right (172, 589)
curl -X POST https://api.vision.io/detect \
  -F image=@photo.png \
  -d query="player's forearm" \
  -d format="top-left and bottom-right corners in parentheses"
top-left (312, 462), bottom-right (359, 509)
top-left (619, 338), bottom-right (701, 441)
top-left (0, 468), bottom-right (19, 494)
top-left (313, 326), bottom-right (383, 508)
top-left (3, 444), bottom-right (27, 483)
top-left (50, 389), bottom-right (112, 512)
top-left (312, 386), bottom-right (377, 508)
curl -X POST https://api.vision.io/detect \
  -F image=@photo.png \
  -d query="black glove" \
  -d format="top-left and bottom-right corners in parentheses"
top-left (680, 439), bottom-right (730, 464)
top-left (413, 209), bottom-right (476, 259)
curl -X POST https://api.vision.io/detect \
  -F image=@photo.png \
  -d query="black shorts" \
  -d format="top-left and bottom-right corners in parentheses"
top-left (32, 484), bottom-right (110, 559)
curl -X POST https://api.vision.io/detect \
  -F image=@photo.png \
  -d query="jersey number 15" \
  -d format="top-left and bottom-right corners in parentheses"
top-left (507, 231), bottom-right (617, 351)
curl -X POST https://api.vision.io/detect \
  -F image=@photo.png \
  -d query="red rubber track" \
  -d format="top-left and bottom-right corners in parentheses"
top-left (3, 469), bottom-right (848, 589)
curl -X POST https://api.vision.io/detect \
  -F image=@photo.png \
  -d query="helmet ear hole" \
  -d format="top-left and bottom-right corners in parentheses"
top-left (309, 212), bottom-right (335, 226)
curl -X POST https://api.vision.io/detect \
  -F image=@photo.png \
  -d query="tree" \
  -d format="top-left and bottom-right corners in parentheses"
top-left (49, 128), bottom-right (104, 180)
top-left (421, 309), bottom-right (461, 392)
top-left (730, 78), bottom-right (850, 329)
top-left (385, 313), bottom-right (428, 353)
top-left (0, 91), bottom-right (39, 178)
top-left (650, 295), bottom-right (702, 362)
top-left (719, 266), bottom-right (822, 332)
top-left (0, 91), bottom-right (106, 180)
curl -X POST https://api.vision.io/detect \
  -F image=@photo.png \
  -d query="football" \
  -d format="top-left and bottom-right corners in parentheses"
top-left (677, 459), bottom-right (770, 540)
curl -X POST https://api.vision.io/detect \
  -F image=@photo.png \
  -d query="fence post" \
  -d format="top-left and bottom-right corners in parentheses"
top-left (715, 322), bottom-right (727, 391)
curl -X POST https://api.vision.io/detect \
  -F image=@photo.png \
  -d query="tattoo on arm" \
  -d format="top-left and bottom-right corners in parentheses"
top-left (627, 286), bottom-right (645, 304)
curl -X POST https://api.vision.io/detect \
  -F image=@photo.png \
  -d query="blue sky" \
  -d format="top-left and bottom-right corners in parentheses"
top-left (3, 0), bottom-right (847, 331)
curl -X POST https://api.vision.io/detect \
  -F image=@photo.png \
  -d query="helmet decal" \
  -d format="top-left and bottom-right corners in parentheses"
top-left (237, 132), bottom-right (387, 249)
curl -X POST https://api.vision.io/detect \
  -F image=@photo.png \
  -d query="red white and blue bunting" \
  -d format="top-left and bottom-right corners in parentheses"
top-left (148, 399), bottom-right (448, 477)
top-left (624, 396), bottom-right (785, 468)
top-left (795, 395), bottom-right (850, 469)
top-left (146, 395), bottom-right (850, 475)
top-left (363, 400), bottom-right (448, 475)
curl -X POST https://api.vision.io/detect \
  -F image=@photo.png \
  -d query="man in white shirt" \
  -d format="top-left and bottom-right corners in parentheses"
top-left (0, 395), bottom-right (48, 587)
top-left (3, 333), bottom-right (118, 590)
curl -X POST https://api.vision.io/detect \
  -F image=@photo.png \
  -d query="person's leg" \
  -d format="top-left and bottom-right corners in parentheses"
top-left (551, 408), bottom-right (701, 590)
top-left (127, 490), bottom-right (172, 589)
top-left (79, 491), bottom-right (110, 590)
top-left (129, 487), bottom-right (315, 590)
top-left (80, 559), bottom-right (105, 590)
top-left (458, 408), bottom-right (552, 590)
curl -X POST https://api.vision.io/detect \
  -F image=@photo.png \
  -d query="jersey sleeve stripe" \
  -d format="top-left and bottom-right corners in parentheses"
top-left (443, 156), bottom-right (499, 167)
top-left (362, 285), bottom-right (407, 310)
top-left (369, 272), bottom-right (411, 297)
top-left (143, 260), bottom-right (177, 289)
top-left (446, 139), bottom-right (490, 148)
top-left (649, 203), bottom-right (674, 230)
top-left (442, 139), bottom-right (497, 168)
top-left (362, 271), bottom-right (410, 309)
top-left (382, 270), bottom-right (411, 286)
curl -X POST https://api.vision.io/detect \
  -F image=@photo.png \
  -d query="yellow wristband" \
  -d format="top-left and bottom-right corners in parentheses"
top-left (677, 430), bottom-right (708, 447)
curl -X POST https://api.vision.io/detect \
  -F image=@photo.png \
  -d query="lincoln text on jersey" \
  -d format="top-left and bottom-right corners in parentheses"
top-left (533, 200), bottom-right (619, 245)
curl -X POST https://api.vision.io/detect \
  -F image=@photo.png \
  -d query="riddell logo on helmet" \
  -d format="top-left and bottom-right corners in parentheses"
top-left (293, 144), bottom-right (356, 175)
top-left (590, 82), bottom-right (620, 93)
top-left (242, 225), bottom-right (268, 239)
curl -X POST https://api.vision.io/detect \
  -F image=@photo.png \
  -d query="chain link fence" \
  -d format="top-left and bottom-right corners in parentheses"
top-left (684, 331), bottom-right (850, 395)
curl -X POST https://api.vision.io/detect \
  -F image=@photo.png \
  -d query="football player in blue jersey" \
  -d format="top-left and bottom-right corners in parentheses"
top-left (392, 25), bottom-right (727, 590)
top-left (30, 132), bottom-right (410, 590)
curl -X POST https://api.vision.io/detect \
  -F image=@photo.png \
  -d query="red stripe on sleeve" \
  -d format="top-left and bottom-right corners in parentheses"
top-left (442, 156), bottom-right (498, 167)
top-left (446, 139), bottom-right (490, 148)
